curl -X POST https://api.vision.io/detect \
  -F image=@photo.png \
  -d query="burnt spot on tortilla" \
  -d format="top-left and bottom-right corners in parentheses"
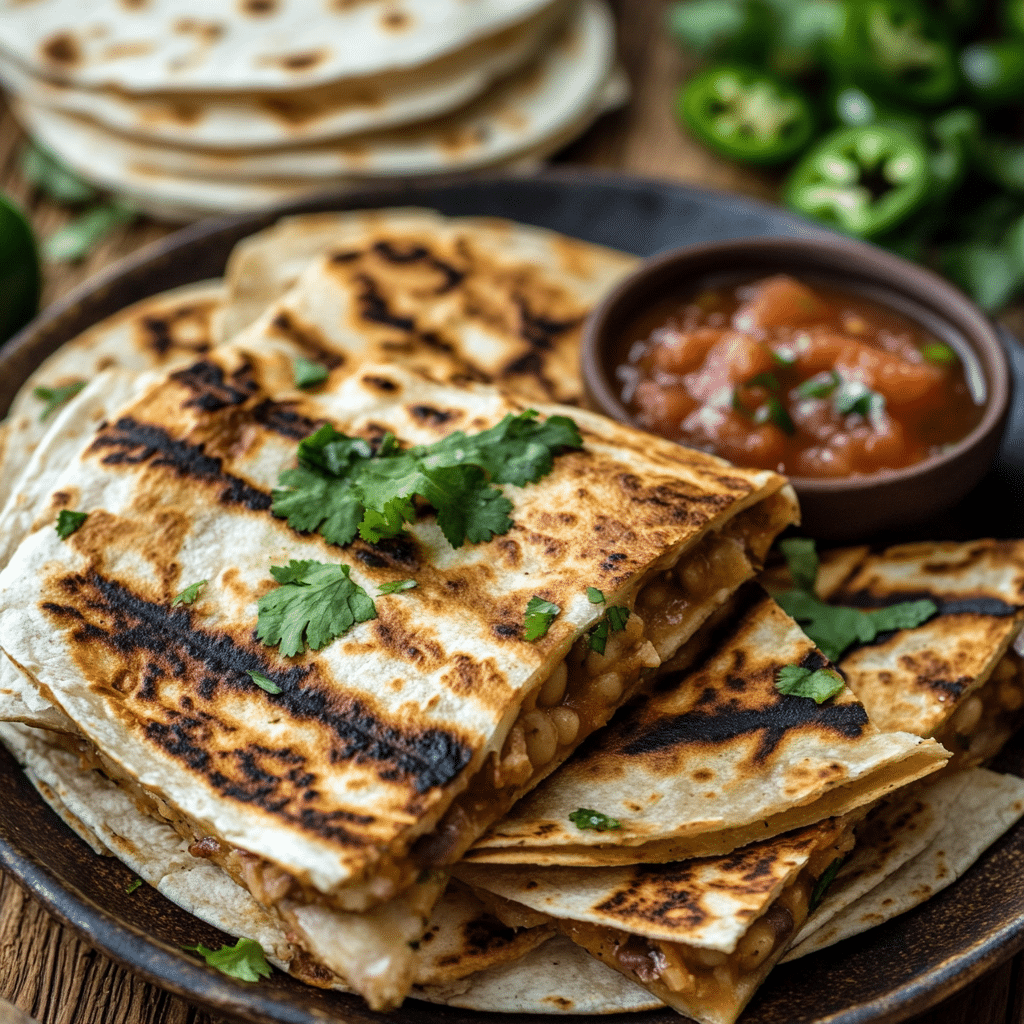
top-left (798, 649), bottom-right (830, 672)
top-left (41, 32), bottom-right (81, 65)
top-left (249, 399), bottom-right (322, 440)
top-left (513, 295), bottom-right (582, 352)
top-left (171, 359), bottom-right (259, 411)
top-left (354, 274), bottom-right (420, 332)
top-left (381, 9), bottom-right (409, 31)
top-left (493, 622), bottom-right (521, 641)
top-left (275, 49), bottom-right (329, 72)
top-left (361, 373), bottom-right (400, 393)
top-left (269, 310), bottom-right (345, 367)
top-left (834, 588), bottom-right (1022, 619)
top-left (373, 613), bottom-right (444, 671)
top-left (409, 404), bottom-right (458, 426)
top-left (89, 417), bottom-right (272, 512)
top-left (372, 241), bottom-right (465, 293)
top-left (240, 0), bottom-right (277, 13)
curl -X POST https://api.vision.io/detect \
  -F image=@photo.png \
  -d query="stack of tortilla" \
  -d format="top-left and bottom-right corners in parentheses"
top-left (2, 211), bottom-right (1024, 1024)
top-left (0, 0), bottom-right (624, 220)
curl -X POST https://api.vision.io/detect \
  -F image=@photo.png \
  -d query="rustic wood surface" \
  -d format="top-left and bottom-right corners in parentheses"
top-left (0, 2), bottom-right (1021, 1023)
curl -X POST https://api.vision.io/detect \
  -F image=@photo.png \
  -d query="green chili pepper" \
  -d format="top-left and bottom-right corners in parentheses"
top-left (678, 64), bottom-right (815, 165)
top-left (828, 0), bottom-right (959, 107)
top-left (0, 193), bottom-right (40, 345)
top-left (783, 125), bottom-right (931, 238)
top-left (666, 0), bottom-right (776, 64)
top-left (961, 41), bottom-right (1024, 106)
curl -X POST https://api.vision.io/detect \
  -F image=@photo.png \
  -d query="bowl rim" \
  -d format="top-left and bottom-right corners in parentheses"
top-left (580, 233), bottom-right (1012, 495)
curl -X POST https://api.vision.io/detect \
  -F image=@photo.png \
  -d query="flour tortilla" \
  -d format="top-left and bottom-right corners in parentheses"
top-left (468, 588), bottom-right (948, 866)
top-left (0, 0), bottom-right (556, 92)
top-left (784, 768), bottom-right (1024, 960)
top-left (10, 1), bottom-right (617, 212)
top-left (0, 4), bottom-right (563, 151)
top-left (219, 207), bottom-right (638, 347)
top-left (0, 279), bottom-right (224, 511)
top-left (0, 345), bottom-right (793, 1006)
top-left (416, 934), bottom-right (663, 1013)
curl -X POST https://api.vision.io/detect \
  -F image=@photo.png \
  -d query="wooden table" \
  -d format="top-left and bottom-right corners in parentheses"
top-left (0, 3), bottom-right (1021, 1022)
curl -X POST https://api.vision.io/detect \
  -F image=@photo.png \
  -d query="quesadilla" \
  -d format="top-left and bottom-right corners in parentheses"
top-left (767, 540), bottom-right (1024, 769)
top-left (468, 588), bottom-right (948, 866)
top-left (784, 767), bottom-right (1024, 960)
top-left (456, 817), bottom-right (857, 1024)
top-left (0, 340), bottom-right (795, 1007)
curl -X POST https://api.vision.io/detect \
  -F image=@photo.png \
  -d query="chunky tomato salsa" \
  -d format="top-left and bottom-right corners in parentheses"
top-left (615, 274), bottom-right (983, 478)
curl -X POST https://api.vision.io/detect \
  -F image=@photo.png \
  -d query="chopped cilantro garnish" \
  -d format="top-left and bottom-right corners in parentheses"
top-left (764, 395), bottom-right (795, 434)
top-left (587, 587), bottom-right (606, 604)
top-left (810, 857), bottom-right (845, 912)
top-left (256, 560), bottom-right (376, 656)
top-left (588, 620), bottom-right (609, 654)
top-left (607, 606), bottom-right (630, 631)
top-left (247, 670), bottom-right (282, 695)
top-left (780, 537), bottom-right (819, 592)
top-left (271, 410), bottom-right (582, 551)
top-left (33, 381), bottom-right (85, 421)
top-left (172, 580), bottom-right (207, 607)
top-left (125, 878), bottom-right (142, 895)
top-left (772, 348), bottom-right (797, 366)
top-left (292, 357), bottom-right (329, 389)
top-left (921, 342), bottom-right (957, 364)
top-left (746, 371), bottom-right (780, 392)
top-left (55, 509), bottom-right (87, 539)
top-left (182, 938), bottom-right (272, 983)
top-left (378, 579), bottom-right (417, 595)
top-left (525, 597), bottom-right (560, 641)
top-left (796, 371), bottom-right (840, 399)
top-left (569, 808), bottom-right (621, 832)
top-left (834, 379), bottom-right (883, 417)
top-left (775, 664), bottom-right (846, 704)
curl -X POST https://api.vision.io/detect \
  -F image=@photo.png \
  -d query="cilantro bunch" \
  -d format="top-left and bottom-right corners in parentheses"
top-left (272, 410), bottom-right (583, 550)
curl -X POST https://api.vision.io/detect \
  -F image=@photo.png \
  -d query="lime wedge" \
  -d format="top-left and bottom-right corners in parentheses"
top-left (0, 193), bottom-right (40, 344)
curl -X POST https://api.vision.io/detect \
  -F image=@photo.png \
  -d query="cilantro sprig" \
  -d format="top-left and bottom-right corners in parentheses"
top-left (378, 579), bottom-right (417, 595)
top-left (172, 580), bottom-right (207, 607)
top-left (525, 597), bottom-right (560, 641)
top-left (587, 605), bottom-right (629, 654)
top-left (256, 560), bottom-right (376, 656)
top-left (182, 938), bottom-right (272, 983)
top-left (271, 410), bottom-right (582, 551)
top-left (775, 664), bottom-right (846, 704)
top-left (33, 381), bottom-right (85, 421)
top-left (773, 540), bottom-right (937, 662)
top-left (569, 808), bottom-right (621, 832)
top-left (247, 671), bottom-right (282, 695)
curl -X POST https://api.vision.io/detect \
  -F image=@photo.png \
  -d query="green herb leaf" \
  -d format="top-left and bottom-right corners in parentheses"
top-left (921, 342), bottom-right (957, 364)
top-left (588, 620), bottom-right (609, 654)
top-left (568, 808), bottom-right (622, 832)
top-left (20, 142), bottom-right (97, 204)
top-left (796, 370), bottom-right (840, 399)
top-left (775, 664), bottom-right (846, 703)
top-left (772, 347), bottom-right (797, 366)
top-left (256, 560), bottom-right (376, 657)
top-left (378, 579), bottom-right (417, 595)
top-left (182, 938), bottom-right (272, 983)
top-left (775, 588), bottom-right (937, 662)
top-left (56, 509), bottom-right (87, 539)
top-left (754, 395), bottom-right (795, 435)
top-left (292, 357), bottom-right (329, 389)
top-left (172, 580), bottom-right (208, 607)
top-left (125, 878), bottom-right (142, 895)
top-left (247, 670), bottom-right (282, 694)
top-left (779, 537), bottom-right (819, 592)
top-left (587, 586), bottom-right (606, 604)
top-left (525, 596), bottom-right (560, 642)
top-left (272, 411), bottom-right (583, 551)
top-left (44, 202), bottom-right (137, 264)
top-left (746, 371), bottom-right (780, 392)
top-left (33, 380), bottom-right (85, 421)
top-left (810, 857), bottom-right (845, 911)
top-left (607, 606), bottom-right (630, 631)
top-left (834, 379), bottom-right (884, 418)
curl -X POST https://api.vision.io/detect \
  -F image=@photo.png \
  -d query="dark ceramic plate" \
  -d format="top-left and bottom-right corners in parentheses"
top-left (3, 169), bottom-right (1024, 1024)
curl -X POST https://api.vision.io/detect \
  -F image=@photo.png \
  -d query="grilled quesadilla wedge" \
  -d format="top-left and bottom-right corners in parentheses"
top-left (0, 343), bottom-right (794, 1006)
top-left (456, 817), bottom-right (857, 1024)
top-left (468, 588), bottom-right (948, 866)
top-left (767, 540), bottom-right (1024, 769)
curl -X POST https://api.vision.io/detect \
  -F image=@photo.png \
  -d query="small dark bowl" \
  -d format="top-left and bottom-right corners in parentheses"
top-left (581, 236), bottom-right (1012, 541)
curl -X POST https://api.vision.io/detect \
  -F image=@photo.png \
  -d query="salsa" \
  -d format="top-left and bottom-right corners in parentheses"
top-left (615, 275), bottom-right (984, 478)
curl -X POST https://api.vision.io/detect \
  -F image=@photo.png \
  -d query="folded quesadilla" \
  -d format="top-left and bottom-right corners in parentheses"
top-left (457, 817), bottom-right (857, 1024)
top-left (767, 540), bottom-right (1024, 769)
top-left (0, 340), bottom-right (795, 1007)
top-left (468, 587), bottom-right (948, 866)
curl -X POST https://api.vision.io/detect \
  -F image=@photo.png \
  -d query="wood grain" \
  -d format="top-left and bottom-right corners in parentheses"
top-left (0, 2), bottom-right (1019, 1023)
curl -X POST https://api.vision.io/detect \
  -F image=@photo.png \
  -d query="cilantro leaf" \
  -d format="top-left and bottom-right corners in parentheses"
top-left (607, 606), bottom-right (630, 631)
top-left (271, 411), bottom-right (582, 550)
top-left (588, 620), bottom-right (609, 654)
top-left (525, 597), bottom-right (560, 642)
top-left (754, 395), bottom-right (795, 435)
top-left (125, 878), bottom-right (142, 895)
top-left (247, 670), bottom-right (282, 694)
top-left (256, 560), bottom-right (376, 656)
top-left (834, 379), bottom-right (884, 417)
top-left (921, 342), bottom-right (957, 364)
top-left (172, 580), bottom-right (207, 607)
top-left (870, 599), bottom-right (940, 632)
top-left (292, 357), bottom-right (329, 389)
top-left (746, 371), bottom-right (780, 392)
top-left (775, 664), bottom-right (846, 703)
top-left (587, 587), bottom-right (606, 604)
top-left (810, 857), bottom-right (845, 912)
top-left (33, 381), bottom-right (85, 421)
top-left (780, 537), bottom-right (819, 592)
top-left (44, 201), bottom-right (137, 264)
top-left (796, 371), bottom-right (840, 399)
top-left (568, 808), bottom-right (621, 832)
top-left (182, 938), bottom-right (272, 983)
top-left (56, 510), bottom-right (87, 539)
top-left (20, 142), bottom-right (97, 203)
top-left (378, 579), bottom-right (417, 595)
top-left (772, 347), bottom-right (797, 366)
